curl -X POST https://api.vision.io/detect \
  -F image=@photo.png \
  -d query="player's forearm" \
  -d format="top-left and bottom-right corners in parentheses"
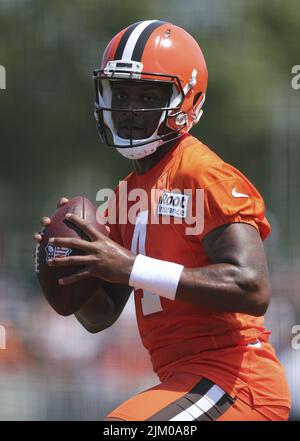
top-left (176, 263), bottom-right (270, 316)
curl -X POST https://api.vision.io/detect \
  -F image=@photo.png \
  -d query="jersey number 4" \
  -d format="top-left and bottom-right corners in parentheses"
top-left (131, 210), bottom-right (163, 316)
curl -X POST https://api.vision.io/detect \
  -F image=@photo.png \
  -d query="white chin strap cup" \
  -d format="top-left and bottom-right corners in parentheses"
top-left (116, 138), bottom-right (164, 160)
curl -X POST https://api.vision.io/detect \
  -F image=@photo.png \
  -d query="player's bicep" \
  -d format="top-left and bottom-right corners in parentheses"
top-left (201, 222), bottom-right (271, 313)
top-left (202, 222), bottom-right (269, 274)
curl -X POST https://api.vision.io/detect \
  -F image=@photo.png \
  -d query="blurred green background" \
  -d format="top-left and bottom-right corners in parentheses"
top-left (0, 0), bottom-right (299, 420)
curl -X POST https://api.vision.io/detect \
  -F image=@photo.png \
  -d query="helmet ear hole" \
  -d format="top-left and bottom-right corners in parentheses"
top-left (193, 92), bottom-right (202, 106)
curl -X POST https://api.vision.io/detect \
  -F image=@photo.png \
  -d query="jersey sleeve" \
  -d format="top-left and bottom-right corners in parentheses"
top-left (197, 175), bottom-right (271, 241)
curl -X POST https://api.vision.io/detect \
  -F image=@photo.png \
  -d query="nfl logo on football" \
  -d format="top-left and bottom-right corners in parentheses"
top-left (45, 244), bottom-right (72, 261)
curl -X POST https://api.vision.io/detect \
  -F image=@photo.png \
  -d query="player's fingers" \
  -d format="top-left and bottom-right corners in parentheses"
top-left (48, 236), bottom-right (95, 252)
top-left (34, 233), bottom-right (42, 242)
top-left (40, 216), bottom-right (51, 226)
top-left (64, 213), bottom-right (100, 241)
top-left (57, 197), bottom-right (69, 208)
top-left (58, 270), bottom-right (90, 286)
top-left (48, 255), bottom-right (92, 267)
top-left (34, 225), bottom-right (46, 242)
top-left (105, 225), bottom-right (110, 235)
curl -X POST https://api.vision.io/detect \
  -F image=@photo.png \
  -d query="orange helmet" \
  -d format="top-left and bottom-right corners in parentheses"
top-left (93, 20), bottom-right (208, 159)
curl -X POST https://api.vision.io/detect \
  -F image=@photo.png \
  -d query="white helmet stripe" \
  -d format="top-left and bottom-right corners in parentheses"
top-left (122, 20), bottom-right (158, 61)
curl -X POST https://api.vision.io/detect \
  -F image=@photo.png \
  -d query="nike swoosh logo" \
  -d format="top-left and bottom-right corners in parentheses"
top-left (232, 187), bottom-right (249, 198)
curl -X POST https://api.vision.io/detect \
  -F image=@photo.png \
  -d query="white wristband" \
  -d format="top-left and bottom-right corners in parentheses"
top-left (129, 254), bottom-right (184, 301)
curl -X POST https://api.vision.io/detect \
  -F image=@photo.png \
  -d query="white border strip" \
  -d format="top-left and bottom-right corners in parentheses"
top-left (169, 384), bottom-right (226, 421)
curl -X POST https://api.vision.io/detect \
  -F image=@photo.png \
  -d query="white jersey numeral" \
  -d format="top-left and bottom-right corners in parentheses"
top-left (131, 210), bottom-right (163, 316)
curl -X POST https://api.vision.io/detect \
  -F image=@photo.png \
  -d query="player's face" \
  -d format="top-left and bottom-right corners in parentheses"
top-left (110, 80), bottom-right (172, 139)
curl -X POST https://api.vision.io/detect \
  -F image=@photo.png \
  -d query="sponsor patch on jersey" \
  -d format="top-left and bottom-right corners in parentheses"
top-left (157, 191), bottom-right (189, 218)
top-left (45, 244), bottom-right (72, 261)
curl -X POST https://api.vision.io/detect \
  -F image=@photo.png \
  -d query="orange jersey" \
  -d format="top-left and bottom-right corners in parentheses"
top-left (107, 134), bottom-right (290, 408)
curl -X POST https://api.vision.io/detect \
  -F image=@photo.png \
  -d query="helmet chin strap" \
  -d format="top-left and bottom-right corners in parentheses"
top-left (116, 138), bottom-right (164, 160)
top-left (112, 112), bottom-right (167, 159)
top-left (113, 111), bottom-right (167, 159)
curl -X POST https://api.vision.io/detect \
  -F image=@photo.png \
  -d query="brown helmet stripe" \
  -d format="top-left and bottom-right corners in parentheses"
top-left (113, 20), bottom-right (166, 62)
top-left (131, 20), bottom-right (166, 61)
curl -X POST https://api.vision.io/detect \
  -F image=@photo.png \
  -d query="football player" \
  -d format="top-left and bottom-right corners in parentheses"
top-left (34, 20), bottom-right (290, 421)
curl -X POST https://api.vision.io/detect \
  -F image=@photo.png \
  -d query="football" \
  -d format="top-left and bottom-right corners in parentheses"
top-left (35, 196), bottom-right (107, 316)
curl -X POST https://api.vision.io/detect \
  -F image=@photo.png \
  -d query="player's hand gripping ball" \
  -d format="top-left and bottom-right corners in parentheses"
top-left (34, 196), bottom-right (107, 316)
